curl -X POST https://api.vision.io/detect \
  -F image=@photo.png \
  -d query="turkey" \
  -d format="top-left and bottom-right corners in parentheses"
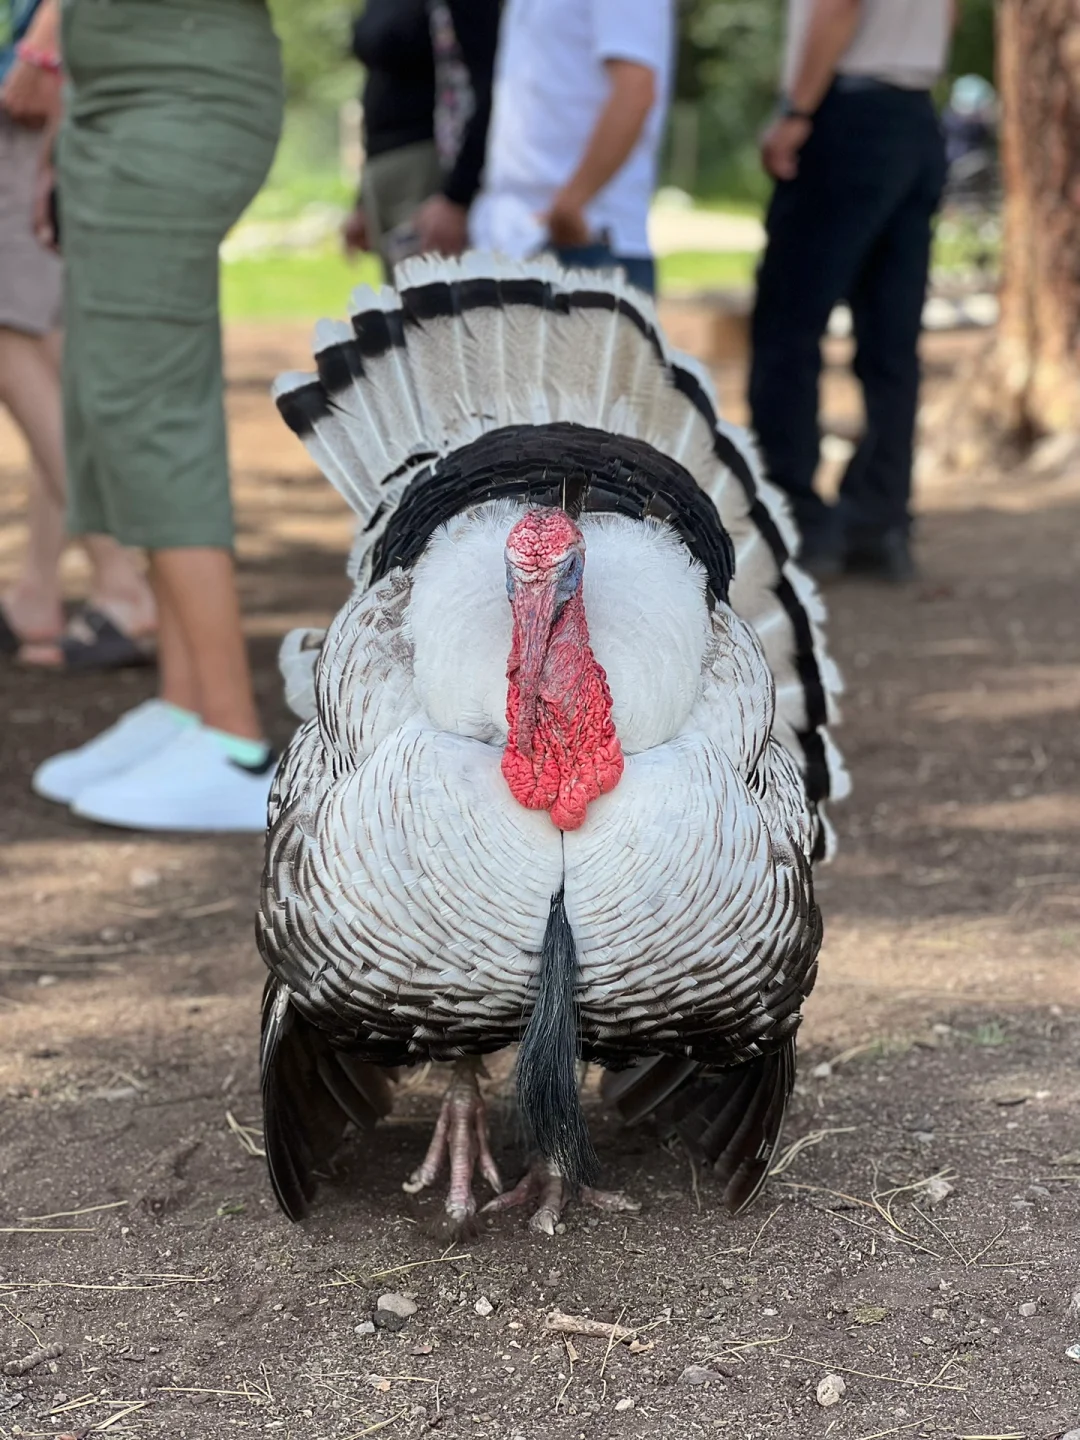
top-left (258, 253), bottom-right (848, 1234)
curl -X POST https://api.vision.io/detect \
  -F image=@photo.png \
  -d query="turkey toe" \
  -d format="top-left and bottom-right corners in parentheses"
top-left (403, 1060), bottom-right (502, 1223)
top-left (483, 1157), bottom-right (639, 1233)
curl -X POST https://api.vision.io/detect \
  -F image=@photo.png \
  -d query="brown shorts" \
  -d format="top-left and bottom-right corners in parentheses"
top-left (0, 111), bottom-right (62, 337)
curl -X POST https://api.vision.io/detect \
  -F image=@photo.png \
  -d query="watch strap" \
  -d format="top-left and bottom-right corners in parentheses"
top-left (778, 94), bottom-right (815, 122)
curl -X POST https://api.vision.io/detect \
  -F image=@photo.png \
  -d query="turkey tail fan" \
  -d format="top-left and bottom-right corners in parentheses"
top-left (516, 889), bottom-right (599, 1190)
top-left (260, 978), bottom-right (394, 1221)
top-left (274, 252), bottom-right (846, 816)
top-left (600, 1039), bottom-right (796, 1214)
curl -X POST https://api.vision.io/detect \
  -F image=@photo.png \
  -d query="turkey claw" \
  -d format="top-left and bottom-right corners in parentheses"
top-left (481, 1158), bottom-right (639, 1232)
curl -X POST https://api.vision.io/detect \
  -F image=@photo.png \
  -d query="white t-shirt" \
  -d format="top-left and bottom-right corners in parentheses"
top-left (472, 0), bottom-right (674, 259)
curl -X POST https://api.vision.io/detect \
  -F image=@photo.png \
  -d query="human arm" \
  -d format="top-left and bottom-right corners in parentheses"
top-left (760, 0), bottom-right (863, 181)
top-left (413, 0), bottom-right (500, 255)
top-left (342, 202), bottom-right (371, 257)
top-left (546, 58), bottom-right (657, 247)
top-left (0, 0), bottom-right (61, 128)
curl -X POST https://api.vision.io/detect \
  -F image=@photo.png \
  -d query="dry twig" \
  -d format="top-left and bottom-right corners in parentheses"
top-left (599, 1305), bottom-right (628, 1379)
top-left (225, 1110), bottom-right (266, 1159)
top-left (748, 1204), bottom-right (781, 1258)
top-left (768, 1127), bottom-right (856, 1178)
top-left (546, 1309), bottom-right (635, 1342)
top-left (774, 1349), bottom-right (966, 1392)
top-left (22, 1201), bottom-right (127, 1223)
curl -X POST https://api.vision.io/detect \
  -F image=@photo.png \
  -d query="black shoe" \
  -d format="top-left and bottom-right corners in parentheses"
top-left (797, 542), bottom-right (844, 581)
top-left (844, 527), bottom-right (915, 584)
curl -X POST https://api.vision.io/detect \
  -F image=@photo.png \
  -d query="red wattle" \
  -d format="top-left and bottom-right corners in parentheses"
top-left (502, 592), bottom-right (623, 830)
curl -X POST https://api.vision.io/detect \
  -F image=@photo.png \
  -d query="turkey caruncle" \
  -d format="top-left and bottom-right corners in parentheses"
top-left (258, 253), bottom-right (849, 1235)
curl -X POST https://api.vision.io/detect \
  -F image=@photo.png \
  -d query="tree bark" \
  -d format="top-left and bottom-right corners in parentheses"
top-left (996, 0), bottom-right (1080, 436)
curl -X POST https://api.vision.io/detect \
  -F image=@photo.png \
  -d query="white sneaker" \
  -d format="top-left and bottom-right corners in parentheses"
top-left (32, 699), bottom-right (193, 805)
top-left (71, 727), bottom-right (278, 833)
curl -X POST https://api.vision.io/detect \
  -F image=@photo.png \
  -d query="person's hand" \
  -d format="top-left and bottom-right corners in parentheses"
top-left (32, 151), bottom-right (58, 251)
top-left (342, 204), bottom-right (371, 257)
top-left (545, 187), bottom-right (590, 248)
top-left (412, 194), bottom-right (468, 256)
top-left (760, 115), bottom-right (813, 181)
top-left (0, 57), bottom-right (61, 128)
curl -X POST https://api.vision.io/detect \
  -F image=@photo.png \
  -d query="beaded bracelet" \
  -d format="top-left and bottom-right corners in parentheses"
top-left (13, 41), bottom-right (62, 75)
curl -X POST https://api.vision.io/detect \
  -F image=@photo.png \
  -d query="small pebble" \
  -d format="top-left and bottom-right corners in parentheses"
top-left (679, 1365), bottom-right (717, 1387)
top-left (1059, 1431), bottom-right (1080, 1440)
top-left (810, 1061), bottom-right (832, 1079)
top-left (354, 1321), bottom-right (375, 1337)
top-left (474, 1296), bottom-right (494, 1317)
top-left (816, 1374), bottom-right (847, 1407)
top-left (374, 1292), bottom-right (417, 1331)
top-left (1019, 1302), bottom-right (1037, 1318)
top-left (614, 1398), bottom-right (634, 1412)
top-left (922, 1175), bottom-right (954, 1207)
top-left (1065, 1343), bottom-right (1080, 1363)
top-left (130, 867), bottom-right (160, 889)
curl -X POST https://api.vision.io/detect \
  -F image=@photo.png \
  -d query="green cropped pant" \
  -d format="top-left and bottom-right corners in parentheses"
top-left (58, 0), bottom-right (283, 549)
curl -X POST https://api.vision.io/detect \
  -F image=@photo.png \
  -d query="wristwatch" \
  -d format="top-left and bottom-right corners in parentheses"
top-left (777, 94), bottom-right (815, 122)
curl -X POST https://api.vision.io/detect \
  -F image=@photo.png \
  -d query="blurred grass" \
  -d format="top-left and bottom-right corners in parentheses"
top-left (220, 246), bottom-right (761, 321)
top-left (222, 246), bottom-right (381, 322)
top-left (659, 250), bottom-right (757, 292)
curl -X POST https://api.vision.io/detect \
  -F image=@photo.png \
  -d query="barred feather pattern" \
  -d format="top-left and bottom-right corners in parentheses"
top-left (258, 520), bottom-right (820, 1068)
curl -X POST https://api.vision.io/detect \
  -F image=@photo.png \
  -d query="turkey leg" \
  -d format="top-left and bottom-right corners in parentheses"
top-left (482, 1157), bottom-right (640, 1235)
top-left (402, 1058), bottom-right (503, 1224)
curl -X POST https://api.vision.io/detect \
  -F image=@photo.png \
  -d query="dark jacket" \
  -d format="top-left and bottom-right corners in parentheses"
top-left (352, 0), bottom-right (499, 208)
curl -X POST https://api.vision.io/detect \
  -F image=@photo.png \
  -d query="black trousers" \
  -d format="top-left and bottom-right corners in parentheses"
top-left (749, 82), bottom-right (947, 549)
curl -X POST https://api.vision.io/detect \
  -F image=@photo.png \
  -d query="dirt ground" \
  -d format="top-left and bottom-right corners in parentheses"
top-left (1, 312), bottom-right (1079, 1440)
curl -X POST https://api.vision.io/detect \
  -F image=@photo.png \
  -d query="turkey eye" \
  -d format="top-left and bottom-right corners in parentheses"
top-left (555, 552), bottom-right (582, 603)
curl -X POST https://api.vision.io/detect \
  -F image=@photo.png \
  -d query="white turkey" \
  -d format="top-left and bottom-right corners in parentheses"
top-left (258, 254), bottom-right (848, 1233)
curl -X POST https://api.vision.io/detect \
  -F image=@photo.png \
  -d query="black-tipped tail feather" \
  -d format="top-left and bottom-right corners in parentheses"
top-left (601, 1040), bottom-right (797, 1214)
top-left (515, 889), bottom-right (598, 1190)
top-left (260, 977), bottom-right (394, 1221)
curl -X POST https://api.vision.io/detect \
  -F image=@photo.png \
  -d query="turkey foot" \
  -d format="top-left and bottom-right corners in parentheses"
top-left (402, 1059), bottom-right (503, 1225)
top-left (482, 1157), bottom-right (640, 1235)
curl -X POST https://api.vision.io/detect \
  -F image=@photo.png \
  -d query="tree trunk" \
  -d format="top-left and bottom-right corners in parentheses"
top-left (996, 0), bottom-right (1080, 437)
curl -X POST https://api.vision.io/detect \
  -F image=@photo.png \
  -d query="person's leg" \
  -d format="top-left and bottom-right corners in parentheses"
top-left (32, 0), bottom-right (283, 824)
top-left (838, 99), bottom-right (948, 567)
top-left (33, 330), bottom-right (156, 647)
top-left (748, 89), bottom-right (916, 560)
top-left (151, 548), bottom-right (260, 739)
top-left (0, 325), bottom-right (155, 659)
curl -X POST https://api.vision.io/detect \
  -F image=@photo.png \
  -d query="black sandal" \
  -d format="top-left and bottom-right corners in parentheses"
top-left (56, 605), bottom-right (156, 671)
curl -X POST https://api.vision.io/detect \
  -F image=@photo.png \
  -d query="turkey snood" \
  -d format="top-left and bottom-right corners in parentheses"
top-left (501, 510), bottom-right (623, 831)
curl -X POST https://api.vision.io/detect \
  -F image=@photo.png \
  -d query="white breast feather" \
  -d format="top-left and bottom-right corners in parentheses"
top-left (406, 501), bottom-right (712, 754)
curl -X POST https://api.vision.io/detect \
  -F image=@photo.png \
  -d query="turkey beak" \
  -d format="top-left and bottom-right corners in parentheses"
top-left (510, 577), bottom-right (560, 759)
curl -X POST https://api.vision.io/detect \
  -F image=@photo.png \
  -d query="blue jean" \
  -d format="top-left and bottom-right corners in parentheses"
top-left (552, 242), bottom-right (656, 296)
top-left (749, 83), bottom-right (947, 548)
